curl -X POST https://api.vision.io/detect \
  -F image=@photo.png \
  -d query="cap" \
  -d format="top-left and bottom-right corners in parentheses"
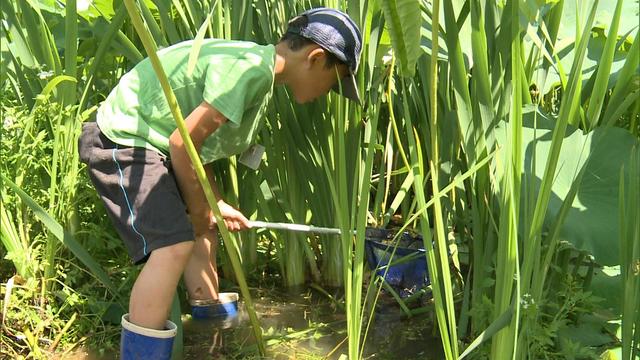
top-left (286, 8), bottom-right (363, 104)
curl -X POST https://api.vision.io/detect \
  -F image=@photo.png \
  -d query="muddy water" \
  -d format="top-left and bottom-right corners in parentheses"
top-left (183, 288), bottom-right (443, 359)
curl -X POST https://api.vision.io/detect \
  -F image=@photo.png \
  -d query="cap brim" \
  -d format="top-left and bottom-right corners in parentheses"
top-left (333, 74), bottom-right (361, 105)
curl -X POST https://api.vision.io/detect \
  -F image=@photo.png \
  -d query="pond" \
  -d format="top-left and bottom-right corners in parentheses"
top-left (183, 287), bottom-right (444, 359)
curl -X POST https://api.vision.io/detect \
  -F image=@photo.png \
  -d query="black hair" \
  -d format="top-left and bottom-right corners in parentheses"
top-left (279, 16), bottom-right (343, 69)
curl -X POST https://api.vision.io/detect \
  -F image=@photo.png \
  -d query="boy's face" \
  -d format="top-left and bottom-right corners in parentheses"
top-left (290, 47), bottom-right (350, 104)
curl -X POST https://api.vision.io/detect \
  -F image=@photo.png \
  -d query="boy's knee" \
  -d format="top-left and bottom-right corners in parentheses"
top-left (191, 232), bottom-right (218, 259)
top-left (195, 231), bottom-right (218, 246)
top-left (153, 241), bottom-right (195, 264)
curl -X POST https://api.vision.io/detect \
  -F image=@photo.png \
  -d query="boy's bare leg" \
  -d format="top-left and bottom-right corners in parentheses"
top-left (129, 241), bottom-right (194, 330)
top-left (183, 229), bottom-right (219, 301)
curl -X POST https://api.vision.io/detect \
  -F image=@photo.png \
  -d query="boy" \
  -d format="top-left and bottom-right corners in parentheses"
top-left (78, 7), bottom-right (362, 359)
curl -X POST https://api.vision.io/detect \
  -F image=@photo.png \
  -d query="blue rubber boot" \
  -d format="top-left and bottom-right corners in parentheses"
top-left (190, 292), bottom-right (239, 319)
top-left (120, 314), bottom-right (177, 360)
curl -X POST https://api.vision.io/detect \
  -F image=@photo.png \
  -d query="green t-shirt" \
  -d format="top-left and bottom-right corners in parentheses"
top-left (97, 39), bottom-right (275, 164)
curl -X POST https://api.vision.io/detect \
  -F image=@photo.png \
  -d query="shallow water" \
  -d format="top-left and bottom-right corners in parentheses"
top-left (183, 287), bottom-right (443, 359)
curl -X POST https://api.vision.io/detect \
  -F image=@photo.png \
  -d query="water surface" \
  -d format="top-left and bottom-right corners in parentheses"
top-left (183, 287), bottom-right (443, 359)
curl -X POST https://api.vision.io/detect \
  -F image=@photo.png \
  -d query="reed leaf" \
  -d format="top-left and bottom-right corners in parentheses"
top-left (138, 0), bottom-right (168, 48)
top-left (403, 101), bottom-right (452, 359)
top-left (1, 0), bottom-right (44, 105)
top-left (469, 0), bottom-right (495, 131)
top-left (62, 0), bottom-right (77, 105)
top-left (353, 81), bottom-right (379, 360)
top-left (379, 0), bottom-right (421, 77)
top-left (584, 0), bottom-right (624, 130)
top-left (153, 0), bottom-right (181, 44)
top-left (0, 0), bottom-right (36, 68)
top-left (32, 75), bottom-right (76, 113)
top-left (17, 0), bottom-right (60, 75)
top-left (167, 0), bottom-right (194, 38)
top-left (441, 0), bottom-right (480, 164)
top-left (187, 2), bottom-right (219, 76)
top-left (460, 306), bottom-right (514, 359)
top-left (424, 0), bottom-right (458, 356)
top-left (620, 145), bottom-right (640, 360)
top-left (491, 1), bottom-right (522, 357)
top-left (603, 31), bottom-right (640, 126)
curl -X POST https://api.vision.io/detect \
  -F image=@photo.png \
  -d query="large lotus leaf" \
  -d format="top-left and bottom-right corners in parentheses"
top-left (556, 0), bottom-right (639, 41)
top-left (529, 0), bottom-right (639, 94)
top-left (590, 266), bottom-right (622, 314)
top-left (495, 106), bottom-right (639, 266)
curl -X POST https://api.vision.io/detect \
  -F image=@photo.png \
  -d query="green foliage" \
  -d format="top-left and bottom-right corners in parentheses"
top-left (520, 274), bottom-right (606, 359)
top-left (1, 265), bottom-right (122, 358)
top-left (0, 97), bottom-right (128, 357)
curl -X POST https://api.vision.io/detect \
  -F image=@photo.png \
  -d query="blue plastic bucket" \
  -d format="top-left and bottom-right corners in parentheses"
top-left (364, 228), bottom-right (430, 297)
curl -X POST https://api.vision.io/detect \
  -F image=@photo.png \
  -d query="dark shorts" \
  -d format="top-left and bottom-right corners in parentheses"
top-left (78, 122), bottom-right (195, 264)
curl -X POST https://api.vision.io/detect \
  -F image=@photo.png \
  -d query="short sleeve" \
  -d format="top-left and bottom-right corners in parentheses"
top-left (202, 57), bottom-right (271, 125)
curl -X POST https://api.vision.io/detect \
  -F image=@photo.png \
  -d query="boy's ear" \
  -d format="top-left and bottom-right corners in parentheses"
top-left (307, 47), bottom-right (326, 67)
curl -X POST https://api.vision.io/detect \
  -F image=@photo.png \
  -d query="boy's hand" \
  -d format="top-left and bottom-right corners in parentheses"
top-left (209, 200), bottom-right (251, 232)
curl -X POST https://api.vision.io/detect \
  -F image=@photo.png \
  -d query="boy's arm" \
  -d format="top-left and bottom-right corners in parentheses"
top-left (169, 101), bottom-right (250, 235)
